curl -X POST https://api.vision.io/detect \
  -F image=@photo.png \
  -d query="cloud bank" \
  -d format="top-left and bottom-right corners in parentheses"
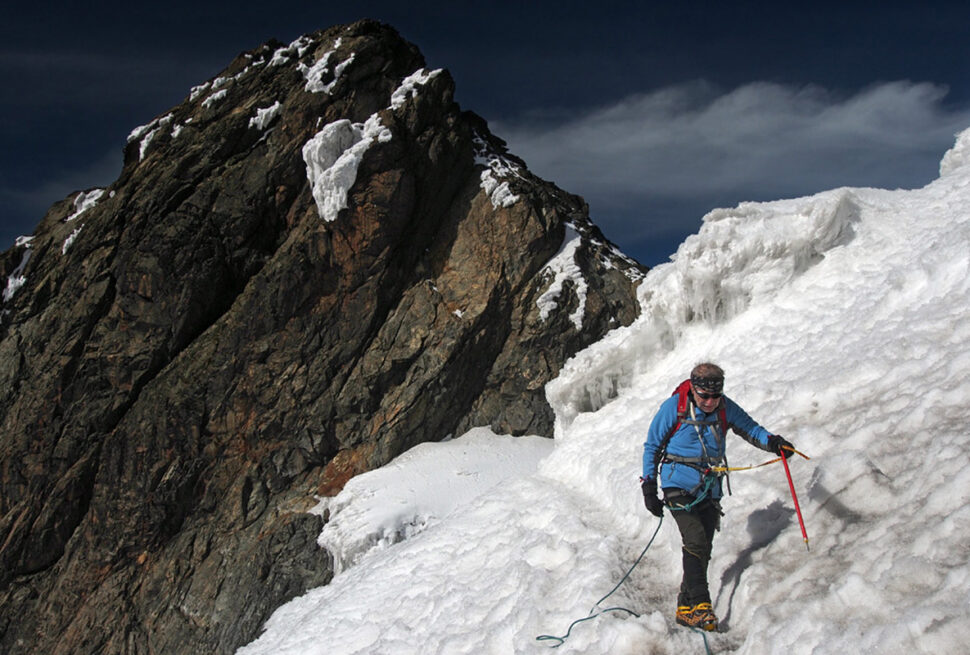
top-left (494, 80), bottom-right (970, 262)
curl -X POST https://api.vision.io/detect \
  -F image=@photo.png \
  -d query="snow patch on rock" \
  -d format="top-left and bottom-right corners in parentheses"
top-left (536, 225), bottom-right (588, 330)
top-left (473, 134), bottom-right (524, 209)
top-left (249, 102), bottom-right (283, 130)
top-left (390, 68), bottom-right (442, 110)
top-left (302, 114), bottom-right (392, 222)
top-left (128, 114), bottom-right (173, 161)
top-left (66, 188), bottom-right (105, 222)
top-left (3, 241), bottom-right (33, 302)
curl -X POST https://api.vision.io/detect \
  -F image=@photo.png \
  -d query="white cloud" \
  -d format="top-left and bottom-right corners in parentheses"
top-left (495, 80), bottom-right (970, 206)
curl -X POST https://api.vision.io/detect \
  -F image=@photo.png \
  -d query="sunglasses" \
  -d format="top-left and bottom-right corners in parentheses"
top-left (695, 390), bottom-right (722, 400)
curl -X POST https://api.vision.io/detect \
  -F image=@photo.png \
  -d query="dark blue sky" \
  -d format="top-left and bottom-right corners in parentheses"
top-left (3, 1), bottom-right (969, 266)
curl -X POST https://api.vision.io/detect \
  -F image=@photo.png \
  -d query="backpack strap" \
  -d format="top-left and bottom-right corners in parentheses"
top-left (650, 379), bottom-right (693, 476)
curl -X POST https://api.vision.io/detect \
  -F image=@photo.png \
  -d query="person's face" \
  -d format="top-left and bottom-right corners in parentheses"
top-left (691, 386), bottom-right (722, 413)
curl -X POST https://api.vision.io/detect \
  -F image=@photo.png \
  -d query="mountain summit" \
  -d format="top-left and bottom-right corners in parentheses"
top-left (0, 20), bottom-right (644, 654)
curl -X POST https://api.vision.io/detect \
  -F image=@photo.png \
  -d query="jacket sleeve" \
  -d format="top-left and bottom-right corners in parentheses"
top-left (643, 397), bottom-right (677, 480)
top-left (724, 397), bottom-right (772, 450)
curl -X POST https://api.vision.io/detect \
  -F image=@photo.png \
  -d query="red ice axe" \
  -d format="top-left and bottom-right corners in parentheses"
top-left (780, 448), bottom-right (809, 551)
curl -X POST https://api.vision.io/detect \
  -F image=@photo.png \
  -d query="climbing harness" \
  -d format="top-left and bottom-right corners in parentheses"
top-left (665, 475), bottom-right (717, 513)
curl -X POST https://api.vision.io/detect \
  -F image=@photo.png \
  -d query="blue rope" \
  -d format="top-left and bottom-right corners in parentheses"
top-left (666, 475), bottom-right (717, 512)
top-left (689, 625), bottom-right (715, 655)
top-left (535, 516), bottom-right (664, 648)
top-left (536, 481), bottom-right (719, 653)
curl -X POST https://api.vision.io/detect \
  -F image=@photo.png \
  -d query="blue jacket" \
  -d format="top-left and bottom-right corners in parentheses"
top-left (642, 393), bottom-right (772, 499)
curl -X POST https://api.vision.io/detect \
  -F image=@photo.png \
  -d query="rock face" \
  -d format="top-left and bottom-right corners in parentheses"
top-left (0, 20), bottom-right (645, 654)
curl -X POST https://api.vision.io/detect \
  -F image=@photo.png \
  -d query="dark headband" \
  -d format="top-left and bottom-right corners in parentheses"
top-left (691, 374), bottom-right (723, 393)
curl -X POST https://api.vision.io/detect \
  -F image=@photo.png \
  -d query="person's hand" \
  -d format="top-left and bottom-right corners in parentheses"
top-left (767, 434), bottom-right (795, 456)
top-left (641, 477), bottom-right (663, 517)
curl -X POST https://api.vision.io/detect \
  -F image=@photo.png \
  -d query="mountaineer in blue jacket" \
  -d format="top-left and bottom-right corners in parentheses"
top-left (641, 362), bottom-right (794, 632)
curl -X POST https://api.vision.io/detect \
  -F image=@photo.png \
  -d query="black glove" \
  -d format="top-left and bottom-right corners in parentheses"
top-left (767, 434), bottom-right (794, 456)
top-left (641, 477), bottom-right (664, 518)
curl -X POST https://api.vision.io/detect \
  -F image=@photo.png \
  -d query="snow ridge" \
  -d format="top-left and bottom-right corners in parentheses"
top-left (546, 187), bottom-right (860, 429)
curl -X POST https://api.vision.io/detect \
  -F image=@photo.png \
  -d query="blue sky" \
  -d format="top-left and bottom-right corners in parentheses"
top-left (2, 1), bottom-right (969, 266)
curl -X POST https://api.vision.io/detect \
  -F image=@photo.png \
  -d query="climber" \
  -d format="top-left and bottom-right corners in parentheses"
top-left (640, 362), bottom-right (794, 632)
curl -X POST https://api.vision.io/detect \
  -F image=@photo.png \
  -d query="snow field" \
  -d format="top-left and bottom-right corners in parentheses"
top-left (315, 429), bottom-right (553, 575)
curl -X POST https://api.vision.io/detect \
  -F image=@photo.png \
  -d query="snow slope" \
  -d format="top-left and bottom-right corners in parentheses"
top-left (238, 127), bottom-right (970, 654)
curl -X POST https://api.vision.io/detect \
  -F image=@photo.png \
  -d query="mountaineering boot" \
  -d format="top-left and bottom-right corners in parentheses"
top-left (689, 602), bottom-right (719, 632)
top-left (675, 603), bottom-right (718, 631)
top-left (675, 605), bottom-right (693, 627)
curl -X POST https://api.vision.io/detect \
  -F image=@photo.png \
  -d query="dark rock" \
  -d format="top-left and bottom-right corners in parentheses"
top-left (0, 19), bottom-right (646, 654)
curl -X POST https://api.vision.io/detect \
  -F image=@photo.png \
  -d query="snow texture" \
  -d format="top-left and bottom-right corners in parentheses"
top-left (240, 126), bottom-right (970, 655)
top-left (270, 35), bottom-right (315, 67)
top-left (940, 126), bottom-right (970, 176)
top-left (189, 82), bottom-right (211, 102)
top-left (315, 428), bottom-right (552, 576)
top-left (61, 226), bottom-right (82, 255)
top-left (201, 89), bottom-right (228, 109)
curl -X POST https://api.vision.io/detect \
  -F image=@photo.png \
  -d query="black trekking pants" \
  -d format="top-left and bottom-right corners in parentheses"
top-left (668, 495), bottom-right (720, 606)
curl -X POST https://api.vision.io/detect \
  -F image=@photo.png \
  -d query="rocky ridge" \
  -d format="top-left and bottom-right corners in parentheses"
top-left (0, 20), bottom-right (645, 654)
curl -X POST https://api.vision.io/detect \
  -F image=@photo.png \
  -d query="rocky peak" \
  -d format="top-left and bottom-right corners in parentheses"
top-left (0, 20), bottom-right (645, 654)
